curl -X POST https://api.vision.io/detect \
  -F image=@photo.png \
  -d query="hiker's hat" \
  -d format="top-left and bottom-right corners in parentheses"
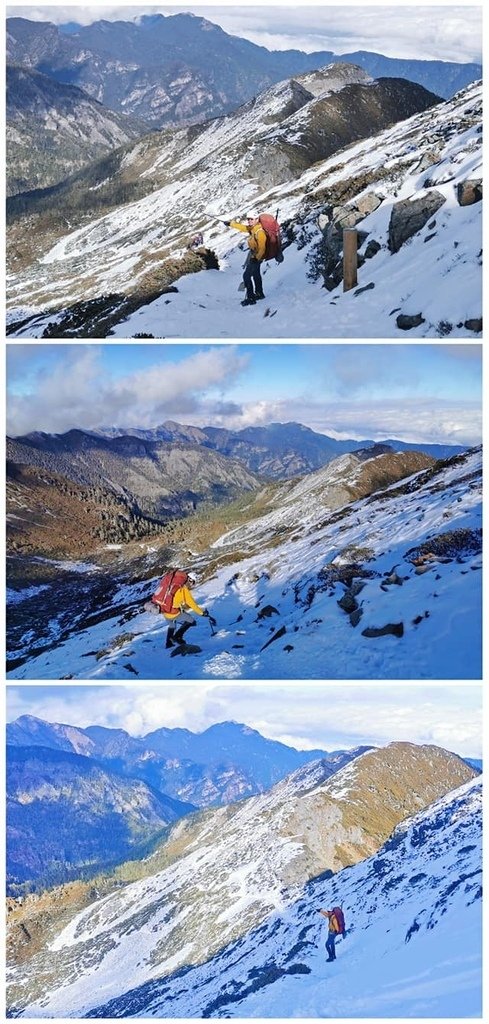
top-left (245, 211), bottom-right (259, 220)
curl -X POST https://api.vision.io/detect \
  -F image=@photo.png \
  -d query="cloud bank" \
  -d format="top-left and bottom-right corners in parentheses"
top-left (7, 343), bottom-right (481, 446)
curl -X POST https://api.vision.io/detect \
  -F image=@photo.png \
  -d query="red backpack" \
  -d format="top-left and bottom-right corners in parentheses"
top-left (258, 213), bottom-right (284, 262)
top-left (152, 570), bottom-right (188, 614)
top-left (332, 907), bottom-right (345, 935)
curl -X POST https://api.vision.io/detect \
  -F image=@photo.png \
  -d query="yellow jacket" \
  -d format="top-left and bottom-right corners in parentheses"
top-left (230, 219), bottom-right (267, 261)
top-left (320, 910), bottom-right (339, 933)
top-left (161, 586), bottom-right (204, 621)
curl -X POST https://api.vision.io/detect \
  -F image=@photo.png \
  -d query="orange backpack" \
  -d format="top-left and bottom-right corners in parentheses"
top-left (258, 213), bottom-right (284, 262)
top-left (332, 907), bottom-right (345, 934)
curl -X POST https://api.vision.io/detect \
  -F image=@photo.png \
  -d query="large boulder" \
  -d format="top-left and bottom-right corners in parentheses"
top-left (388, 190), bottom-right (446, 253)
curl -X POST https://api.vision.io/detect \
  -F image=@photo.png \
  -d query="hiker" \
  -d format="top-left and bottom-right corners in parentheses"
top-left (187, 231), bottom-right (204, 251)
top-left (152, 569), bottom-right (209, 649)
top-left (318, 906), bottom-right (346, 962)
top-left (222, 212), bottom-right (267, 306)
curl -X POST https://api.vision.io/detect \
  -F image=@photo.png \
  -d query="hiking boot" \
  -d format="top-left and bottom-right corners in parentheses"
top-left (241, 296), bottom-right (256, 306)
top-left (326, 957), bottom-right (335, 963)
top-left (173, 621), bottom-right (195, 644)
top-left (165, 628), bottom-right (176, 649)
top-left (255, 292), bottom-right (265, 300)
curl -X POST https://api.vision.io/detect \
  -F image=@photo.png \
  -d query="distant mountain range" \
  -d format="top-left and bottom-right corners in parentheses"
top-left (6, 421), bottom-right (465, 558)
top-left (7, 13), bottom-right (480, 136)
top-left (6, 715), bottom-right (360, 800)
top-left (6, 714), bottom-right (373, 891)
top-left (93, 420), bottom-right (468, 476)
top-left (7, 744), bottom-right (194, 891)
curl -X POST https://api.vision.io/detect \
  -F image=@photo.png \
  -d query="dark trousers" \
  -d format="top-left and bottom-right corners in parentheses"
top-left (243, 254), bottom-right (263, 299)
top-left (326, 933), bottom-right (336, 960)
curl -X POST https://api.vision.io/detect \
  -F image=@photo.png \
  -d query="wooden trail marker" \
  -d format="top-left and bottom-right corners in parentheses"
top-left (343, 229), bottom-right (358, 291)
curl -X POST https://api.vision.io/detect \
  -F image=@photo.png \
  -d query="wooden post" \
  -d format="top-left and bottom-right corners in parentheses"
top-left (343, 229), bottom-right (358, 291)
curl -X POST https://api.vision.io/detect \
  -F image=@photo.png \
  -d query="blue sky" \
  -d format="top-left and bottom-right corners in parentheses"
top-left (9, 5), bottom-right (483, 63)
top-left (6, 683), bottom-right (482, 757)
top-left (6, 343), bottom-right (482, 444)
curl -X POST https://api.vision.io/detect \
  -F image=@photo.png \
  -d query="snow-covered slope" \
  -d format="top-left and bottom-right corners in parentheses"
top-left (7, 446), bottom-right (482, 680)
top-left (6, 75), bottom-right (481, 338)
top-left (6, 743), bottom-right (476, 1017)
top-left (101, 776), bottom-right (483, 1019)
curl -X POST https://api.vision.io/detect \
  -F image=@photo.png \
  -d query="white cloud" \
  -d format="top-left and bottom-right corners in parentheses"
top-left (6, 683), bottom-right (483, 759)
top-left (185, 396), bottom-right (481, 446)
top-left (7, 346), bottom-right (249, 436)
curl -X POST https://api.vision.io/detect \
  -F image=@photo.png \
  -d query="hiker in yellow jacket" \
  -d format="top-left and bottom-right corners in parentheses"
top-left (319, 908), bottom-right (342, 962)
top-left (223, 212), bottom-right (267, 306)
top-left (159, 576), bottom-right (208, 649)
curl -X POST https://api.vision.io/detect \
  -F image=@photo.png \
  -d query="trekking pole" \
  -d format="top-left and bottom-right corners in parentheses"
top-left (207, 614), bottom-right (217, 636)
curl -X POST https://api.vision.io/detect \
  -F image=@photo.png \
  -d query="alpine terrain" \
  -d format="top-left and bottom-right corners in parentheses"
top-left (6, 714), bottom-right (372, 893)
top-left (6, 65), bottom-right (151, 195)
top-left (6, 56), bottom-right (482, 338)
top-left (6, 742), bottom-right (481, 1017)
top-left (6, 438), bottom-right (482, 680)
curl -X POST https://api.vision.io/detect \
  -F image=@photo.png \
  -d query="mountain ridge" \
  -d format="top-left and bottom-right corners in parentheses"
top-left (88, 774), bottom-right (481, 1019)
top-left (7, 13), bottom-right (480, 132)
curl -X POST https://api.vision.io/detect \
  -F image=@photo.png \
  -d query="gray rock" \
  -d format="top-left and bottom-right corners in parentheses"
top-left (416, 149), bottom-right (442, 172)
top-left (464, 318), bottom-right (482, 333)
top-left (457, 179), bottom-right (482, 206)
top-left (388, 190), bottom-right (446, 253)
top-left (331, 205), bottom-right (356, 229)
top-left (384, 572), bottom-right (403, 586)
top-left (354, 282), bottom-right (375, 296)
top-left (349, 608), bottom-right (363, 627)
top-left (257, 604), bottom-right (280, 620)
top-left (356, 192), bottom-right (384, 216)
top-left (260, 625), bottom-right (287, 652)
top-left (364, 239), bottom-right (381, 259)
top-left (396, 313), bottom-right (425, 330)
top-left (362, 622), bottom-right (404, 639)
top-left (338, 592), bottom-right (358, 613)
